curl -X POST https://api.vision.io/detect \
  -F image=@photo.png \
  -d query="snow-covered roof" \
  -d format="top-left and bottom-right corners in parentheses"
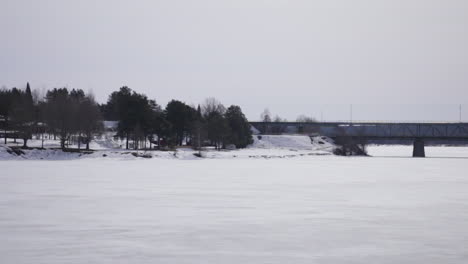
top-left (103, 121), bottom-right (118, 130)
top-left (250, 125), bottom-right (260, 135)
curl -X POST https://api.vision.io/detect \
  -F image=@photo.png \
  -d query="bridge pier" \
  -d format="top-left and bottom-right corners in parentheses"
top-left (413, 138), bottom-right (425, 157)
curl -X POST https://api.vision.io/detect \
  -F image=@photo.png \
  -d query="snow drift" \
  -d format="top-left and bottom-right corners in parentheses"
top-left (251, 135), bottom-right (334, 151)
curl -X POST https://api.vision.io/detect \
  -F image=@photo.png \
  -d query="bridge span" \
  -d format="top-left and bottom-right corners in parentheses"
top-left (249, 121), bottom-right (468, 157)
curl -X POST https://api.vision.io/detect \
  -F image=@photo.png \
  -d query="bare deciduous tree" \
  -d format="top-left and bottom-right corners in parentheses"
top-left (296, 115), bottom-right (316, 123)
top-left (260, 108), bottom-right (271, 122)
top-left (201, 97), bottom-right (226, 118)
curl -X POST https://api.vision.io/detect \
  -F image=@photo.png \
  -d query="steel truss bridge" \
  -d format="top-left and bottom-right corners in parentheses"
top-left (250, 122), bottom-right (468, 157)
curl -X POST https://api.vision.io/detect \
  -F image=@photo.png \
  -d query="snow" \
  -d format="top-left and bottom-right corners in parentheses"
top-left (2, 135), bottom-right (468, 161)
top-left (103, 120), bottom-right (118, 130)
top-left (1, 146), bottom-right (468, 263)
top-left (250, 134), bottom-right (334, 151)
top-left (0, 135), bottom-right (334, 160)
top-left (0, 156), bottom-right (468, 264)
top-left (250, 125), bottom-right (260, 135)
top-left (2, 136), bottom-right (468, 263)
top-left (5, 133), bottom-right (126, 151)
top-left (367, 145), bottom-right (468, 158)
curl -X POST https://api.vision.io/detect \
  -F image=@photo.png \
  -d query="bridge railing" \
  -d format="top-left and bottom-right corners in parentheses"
top-left (250, 122), bottom-right (468, 139)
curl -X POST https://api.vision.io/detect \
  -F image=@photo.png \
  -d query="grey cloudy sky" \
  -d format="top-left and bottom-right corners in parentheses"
top-left (1, 0), bottom-right (468, 121)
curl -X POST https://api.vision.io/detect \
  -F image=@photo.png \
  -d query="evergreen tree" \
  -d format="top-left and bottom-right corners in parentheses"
top-left (79, 95), bottom-right (103, 150)
top-left (165, 100), bottom-right (196, 146)
top-left (107, 86), bottom-right (160, 149)
top-left (205, 111), bottom-right (230, 150)
top-left (148, 108), bottom-right (171, 149)
top-left (107, 86), bottom-right (134, 149)
top-left (10, 83), bottom-right (36, 148)
top-left (43, 88), bottom-right (75, 149)
top-left (225, 105), bottom-right (253, 148)
top-left (0, 88), bottom-right (13, 144)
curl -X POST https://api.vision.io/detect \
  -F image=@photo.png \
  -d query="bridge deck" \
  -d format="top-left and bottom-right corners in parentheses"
top-left (250, 122), bottom-right (468, 140)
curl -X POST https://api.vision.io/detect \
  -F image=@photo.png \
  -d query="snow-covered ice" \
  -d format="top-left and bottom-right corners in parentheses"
top-left (1, 148), bottom-right (468, 263)
top-left (367, 145), bottom-right (468, 158)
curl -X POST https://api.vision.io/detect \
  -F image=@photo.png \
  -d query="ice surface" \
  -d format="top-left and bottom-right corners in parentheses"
top-left (1, 152), bottom-right (468, 264)
top-left (367, 145), bottom-right (468, 158)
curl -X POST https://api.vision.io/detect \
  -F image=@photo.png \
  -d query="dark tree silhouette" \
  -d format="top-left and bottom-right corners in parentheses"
top-left (43, 88), bottom-right (76, 149)
top-left (2, 84), bottom-right (256, 152)
top-left (10, 83), bottom-right (36, 148)
top-left (165, 100), bottom-right (196, 146)
top-left (225, 105), bottom-right (253, 148)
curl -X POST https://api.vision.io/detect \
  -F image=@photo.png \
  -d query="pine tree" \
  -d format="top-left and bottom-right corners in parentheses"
top-left (225, 105), bottom-right (253, 148)
top-left (10, 83), bottom-right (35, 148)
top-left (165, 100), bottom-right (196, 146)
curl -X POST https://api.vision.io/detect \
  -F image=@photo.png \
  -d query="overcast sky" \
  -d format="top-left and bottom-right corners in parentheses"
top-left (1, 0), bottom-right (467, 121)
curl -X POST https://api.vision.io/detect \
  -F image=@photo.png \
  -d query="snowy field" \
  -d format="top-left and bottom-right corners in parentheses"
top-left (1, 145), bottom-right (468, 263)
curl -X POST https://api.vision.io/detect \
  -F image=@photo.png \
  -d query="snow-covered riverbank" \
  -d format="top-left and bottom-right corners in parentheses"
top-left (0, 135), bottom-right (336, 160)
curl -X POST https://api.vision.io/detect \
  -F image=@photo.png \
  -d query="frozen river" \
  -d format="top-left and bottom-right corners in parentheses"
top-left (1, 148), bottom-right (468, 263)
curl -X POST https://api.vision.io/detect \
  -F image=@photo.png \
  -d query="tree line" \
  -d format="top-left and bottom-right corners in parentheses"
top-left (0, 84), bottom-right (252, 151)
top-left (0, 83), bottom-right (102, 149)
top-left (260, 108), bottom-right (317, 123)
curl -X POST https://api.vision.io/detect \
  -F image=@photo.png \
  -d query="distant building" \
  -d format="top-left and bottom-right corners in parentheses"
top-left (103, 121), bottom-right (118, 132)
